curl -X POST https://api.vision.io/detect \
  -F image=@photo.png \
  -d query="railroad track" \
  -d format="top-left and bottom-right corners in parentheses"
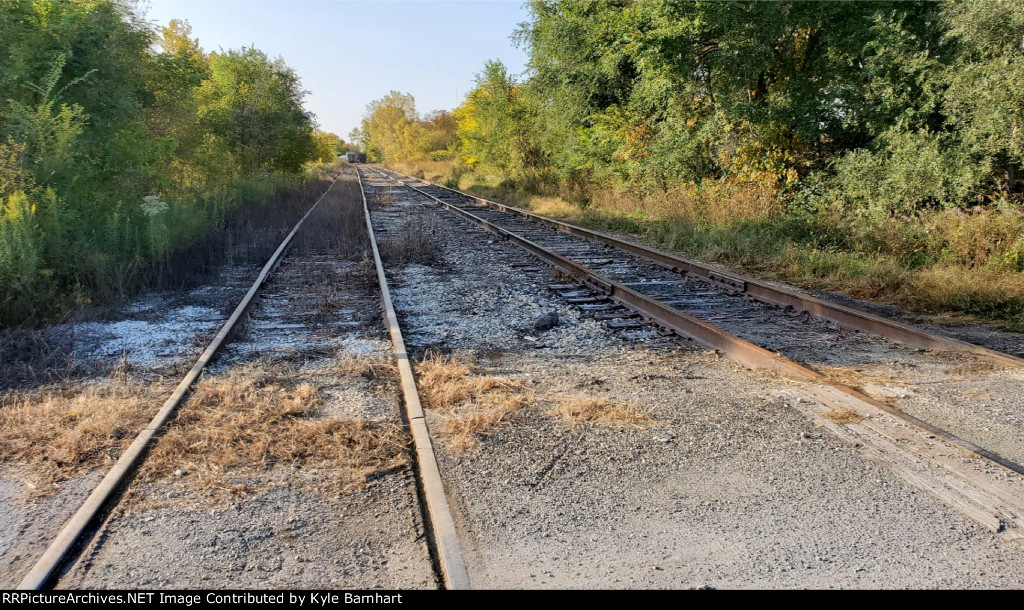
top-left (12, 161), bottom-right (1024, 590)
top-left (360, 166), bottom-right (1024, 540)
top-left (14, 167), bottom-right (470, 590)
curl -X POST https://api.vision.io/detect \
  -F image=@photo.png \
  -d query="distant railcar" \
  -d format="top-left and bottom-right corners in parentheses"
top-left (346, 152), bottom-right (368, 164)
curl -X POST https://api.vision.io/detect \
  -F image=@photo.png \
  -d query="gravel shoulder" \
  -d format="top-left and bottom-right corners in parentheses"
top-left (406, 180), bottom-right (1024, 470)
top-left (367, 172), bottom-right (1024, 589)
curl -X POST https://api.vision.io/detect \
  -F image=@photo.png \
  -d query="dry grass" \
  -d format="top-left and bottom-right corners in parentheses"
top-left (385, 160), bottom-right (455, 183)
top-left (919, 205), bottom-right (1024, 269)
top-left (545, 394), bottom-right (653, 427)
top-left (415, 352), bottom-right (656, 450)
top-left (824, 408), bottom-right (863, 425)
top-left (415, 352), bottom-right (531, 451)
top-left (448, 167), bottom-right (1024, 325)
top-left (373, 185), bottom-right (395, 206)
top-left (335, 353), bottom-right (395, 381)
top-left (378, 215), bottom-right (439, 265)
top-left (905, 265), bottom-right (1024, 319)
top-left (590, 181), bottom-right (781, 225)
top-left (0, 376), bottom-right (172, 493)
top-left (131, 360), bottom-right (408, 507)
top-left (528, 196), bottom-right (588, 221)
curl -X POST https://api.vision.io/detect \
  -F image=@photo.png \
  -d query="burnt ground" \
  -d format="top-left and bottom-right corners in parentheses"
top-left (2, 168), bottom-right (438, 589)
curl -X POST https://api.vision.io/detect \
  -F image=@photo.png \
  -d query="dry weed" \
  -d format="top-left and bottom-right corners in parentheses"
top-left (385, 160), bottom-right (455, 183)
top-left (334, 353), bottom-right (394, 381)
top-left (590, 181), bottom-right (781, 225)
top-left (0, 378), bottom-right (171, 494)
top-left (132, 361), bottom-right (408, 507)
top-left (0, 325), bottom-right (90, 390)
top-left (374, 186), bottom-right (395, 206)
top-left (377, 216), bottom-right (438, 265)
top-left (415, 352), bottom-right (655, 450)
top-left (415, 352), bottom-right (531, 451)
top-left (546, 394), bottom-right (652, 427)
top-left (824, 408), bottom-right (862, 425)
top-left (907, 265), bottom-right (1024, 316)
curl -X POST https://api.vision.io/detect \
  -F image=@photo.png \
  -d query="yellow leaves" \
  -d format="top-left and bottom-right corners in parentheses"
top-left (2, 190), bottom-right (35, 223)
top-left (723, 141), bottom-right (803, 188)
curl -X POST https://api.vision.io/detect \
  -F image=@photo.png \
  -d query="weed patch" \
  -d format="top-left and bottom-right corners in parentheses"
top-left (0, 377), bottom-right (172, 494)
top-left (415, 352), bottom-right (656, 451)
top-left (377, 216), bottom-right (439, 266)
top-left (131, 359), bottom-right (408, 507)
top-left (825, 408), bottom-right (862, 425)
top-left (545, 394), bottom-right (653, 427)
top-left (415, 352), bottom-right (529, 452)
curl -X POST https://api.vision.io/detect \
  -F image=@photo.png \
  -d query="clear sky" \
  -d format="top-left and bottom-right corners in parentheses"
top-left (138, 0), bottom-right (531, 141)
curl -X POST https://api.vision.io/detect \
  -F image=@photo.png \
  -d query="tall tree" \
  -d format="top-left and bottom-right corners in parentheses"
top-left (454, 60), bottom-right (541, 175)
top-left (198, 47), bottom-right (316, 174)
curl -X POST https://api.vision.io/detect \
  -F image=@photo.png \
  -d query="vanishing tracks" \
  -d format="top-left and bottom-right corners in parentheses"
top-left (360, 165), bottom-right (1024, 542)
top-left (14, 161), bottom-right (1024, 590)
top-left (16, 168), bottom-right (469, 590)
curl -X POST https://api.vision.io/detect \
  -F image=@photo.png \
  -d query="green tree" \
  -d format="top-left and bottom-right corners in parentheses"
top-left (197, 47), bottom-right (316, 174)
top-left (0, 1), bottom-right (325, 325)
top-left (454, 60), bottom-right (541, 176)
top-left (943, 0), bottom-right (1024, 194)
top-left (518, 1), bottom-right (948, 189)
top-left (312, 131), bottom-right (345, 162)
top-left (360, 91), bottom-right (420, 162)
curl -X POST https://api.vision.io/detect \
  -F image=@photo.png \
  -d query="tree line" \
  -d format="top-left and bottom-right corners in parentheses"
top-left (0, 1), bottom-right (343, 326)
top-left (356, 1), bottom-right (1024, 275)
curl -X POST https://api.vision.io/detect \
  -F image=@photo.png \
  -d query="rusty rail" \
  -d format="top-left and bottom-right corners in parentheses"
top-left (359, 167), bottom-right (1024, 538)
top-left (357, 170), bottom-right (471, 590)
top-left (18, 175), bottom-right (341, 590)
top-left (388, 170), bottom-right (1024, 369)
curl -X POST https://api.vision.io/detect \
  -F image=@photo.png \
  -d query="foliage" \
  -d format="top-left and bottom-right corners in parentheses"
top-left (454, 60), bottom-right (542, 176)
top-left (0, 1), bottom-right (329, 326)
top-left (356, 92), bottom-right (460, 163)
top-left (380, 0), bottom-right (1024, 323)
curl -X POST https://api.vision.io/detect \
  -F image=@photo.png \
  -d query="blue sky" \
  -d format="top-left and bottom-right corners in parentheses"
top-left (140, 0), bottom-right (531, 141)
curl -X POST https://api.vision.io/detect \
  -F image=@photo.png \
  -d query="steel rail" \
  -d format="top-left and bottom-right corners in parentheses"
top-left (363, 168), bottom-right (1024, 486)
top-left (17, 175), bottom-right (341, 590)
top-left (357, 170), bottom-right (471, 590)
top-left (384, 169), bottom-right (1024, 369)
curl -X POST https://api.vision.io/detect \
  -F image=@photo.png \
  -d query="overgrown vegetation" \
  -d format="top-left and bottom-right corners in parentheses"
top-left (358, 0), bottom-right (1024, 327)
top-left (0, 169), bottom-right (344, 391)
top-left (0, 2), bottom-right (347, 327)
top-left (0, 374), bottom-right (174, 494)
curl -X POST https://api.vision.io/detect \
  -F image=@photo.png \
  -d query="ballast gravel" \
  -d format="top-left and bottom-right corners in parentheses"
top-left (366, 172), bottom-right (1024, 589)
